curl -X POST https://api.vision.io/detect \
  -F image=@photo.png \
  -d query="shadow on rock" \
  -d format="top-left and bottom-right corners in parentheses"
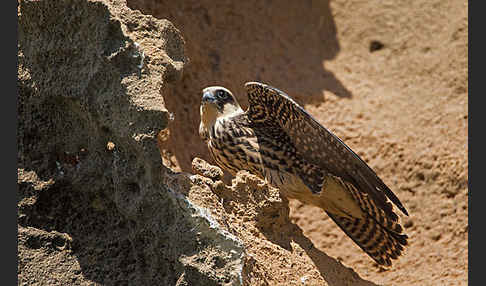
top-left (127, 0), bottom-right (353, 173)
top-left (255, 199), bottom-right (379, 286)
top-left (18, 1), bottom-right (243, 285)
top-left (196, 162), bottom-right (378, 286)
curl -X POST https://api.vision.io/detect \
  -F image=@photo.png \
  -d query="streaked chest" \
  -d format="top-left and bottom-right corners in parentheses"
top-left (207, 117), bottom-right (264, 176)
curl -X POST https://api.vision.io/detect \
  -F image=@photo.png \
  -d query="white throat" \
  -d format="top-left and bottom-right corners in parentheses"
top-left (199, 103), bottom-right (243, 141)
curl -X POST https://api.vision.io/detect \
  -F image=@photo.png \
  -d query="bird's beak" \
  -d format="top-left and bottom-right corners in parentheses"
top-left (202, 91), bottom-right (216, 104)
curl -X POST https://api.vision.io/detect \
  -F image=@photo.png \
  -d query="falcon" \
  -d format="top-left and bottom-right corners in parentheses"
top-left (199, 82), bottom-right (409, 266)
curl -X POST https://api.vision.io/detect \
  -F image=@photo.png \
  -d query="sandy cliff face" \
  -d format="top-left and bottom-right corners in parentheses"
top-left (18, 1), bottom-right (244, 285)
top-left (18, 0), bottom-right (467, 285)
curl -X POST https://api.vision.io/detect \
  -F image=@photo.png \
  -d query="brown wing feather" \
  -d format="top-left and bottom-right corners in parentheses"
top-left (327, 212), bottom-right (407, 266)
top-left (244, 82), bottom-right (409, 219)
top-left (327, 176), bottom-right (408, 266)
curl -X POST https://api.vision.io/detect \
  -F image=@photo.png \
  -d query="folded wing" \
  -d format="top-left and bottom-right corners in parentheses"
top-left (244, 82), bottom-right (409, 220)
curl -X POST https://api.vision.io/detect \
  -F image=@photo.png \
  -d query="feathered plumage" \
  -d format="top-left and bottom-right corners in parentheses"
top-left (199, 82), bottom-right (408, 266)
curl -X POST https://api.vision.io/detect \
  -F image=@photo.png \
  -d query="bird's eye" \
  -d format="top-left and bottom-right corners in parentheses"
top-left (217, 90), bottom-right (227, 98)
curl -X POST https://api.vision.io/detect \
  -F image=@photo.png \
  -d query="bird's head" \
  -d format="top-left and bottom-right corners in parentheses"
top-left (200, 86), bottom-right (242, 126)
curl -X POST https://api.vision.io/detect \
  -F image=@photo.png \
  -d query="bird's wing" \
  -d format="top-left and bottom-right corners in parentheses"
top-left (244, 82), bottom-right (408, 218)
top-left (327, 211), bottom-right (407, 266)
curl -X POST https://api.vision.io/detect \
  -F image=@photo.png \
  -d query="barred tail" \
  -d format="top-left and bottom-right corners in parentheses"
top-left (327, 212), bottom-right (407, 266)
top-left (326, 177), bottom-right (408, 266)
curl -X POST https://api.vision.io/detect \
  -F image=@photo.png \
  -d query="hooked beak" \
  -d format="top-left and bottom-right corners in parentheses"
top-left (202, 91), bottom-right (216, 104)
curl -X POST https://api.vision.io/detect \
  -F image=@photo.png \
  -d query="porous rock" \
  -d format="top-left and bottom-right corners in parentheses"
top-left (18, 0), bottom-right (244, 285)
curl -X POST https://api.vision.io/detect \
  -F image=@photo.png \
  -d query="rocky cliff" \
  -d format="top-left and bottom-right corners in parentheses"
top-left (18, 0), bottom-right (468, 285)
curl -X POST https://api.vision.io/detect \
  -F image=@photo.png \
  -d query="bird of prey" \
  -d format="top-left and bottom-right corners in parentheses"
top-left (199, 82), bottom-right (408, 266)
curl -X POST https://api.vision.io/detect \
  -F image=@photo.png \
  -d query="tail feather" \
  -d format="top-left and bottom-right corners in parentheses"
top-left (326, 177), bottom-right (408, 266)
top-left (327, 212), bottom-right (408, 266)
